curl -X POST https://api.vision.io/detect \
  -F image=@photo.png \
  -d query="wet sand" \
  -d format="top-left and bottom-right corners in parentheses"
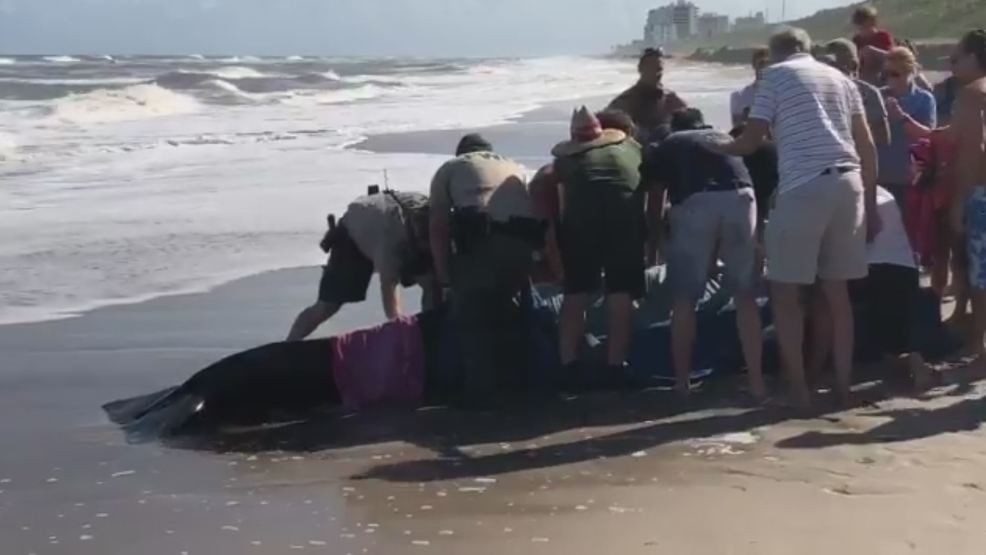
top-left (2, 266), bottom-right (986, 554)
top-left (351, 95), bottom-right (613, 169)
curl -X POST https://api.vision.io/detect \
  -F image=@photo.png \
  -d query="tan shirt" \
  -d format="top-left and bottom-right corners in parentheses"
top-left (429, 151), bottom-right (532, 222)
top-left (341, 193), bottom-right (418, 284)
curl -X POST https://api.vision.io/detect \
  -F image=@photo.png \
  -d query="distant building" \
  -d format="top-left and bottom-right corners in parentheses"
top-left (644, 1), bottom-right (732, 46)
top-left (697, 13), bottom-right (731, 39)
top-left (671, 0), bottom-right (700, 41)
top-left (734, 11), bottom-right (767, 32)
top-left (644, 5), bottom-right (678, 46)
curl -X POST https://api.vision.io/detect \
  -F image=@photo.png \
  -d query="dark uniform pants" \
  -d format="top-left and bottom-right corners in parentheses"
top-left (450, 234), bottom-right (534, 402)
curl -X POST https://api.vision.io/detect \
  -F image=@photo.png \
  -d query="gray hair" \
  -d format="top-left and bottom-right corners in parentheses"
top-left (769, 27), bottom-right (813, 59)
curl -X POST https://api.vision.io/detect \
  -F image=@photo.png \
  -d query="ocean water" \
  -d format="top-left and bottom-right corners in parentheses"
top-left (0, 55), bottom-right (749, 324)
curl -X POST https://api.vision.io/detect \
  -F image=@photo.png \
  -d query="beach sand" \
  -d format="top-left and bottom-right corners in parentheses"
top-left (3, 267), bottom-right (986, 554)
top-left (4, 94), bottom-right (986, 554)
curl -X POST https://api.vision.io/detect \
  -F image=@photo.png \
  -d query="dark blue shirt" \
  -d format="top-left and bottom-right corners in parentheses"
top-left (642, 128), bottom-right (754, 205)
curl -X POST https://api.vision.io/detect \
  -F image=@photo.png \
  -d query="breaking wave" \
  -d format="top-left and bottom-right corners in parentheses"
top-left (210, 66), bottom-right (269, 80)
top-left (43, 56), bottom-right (81, 63)
top-left (44, 84), bottom-right (201, 124)
top-left (281, 84), bottom-right (386, 106)
top-left (0, 63), bottom-right (401, 118)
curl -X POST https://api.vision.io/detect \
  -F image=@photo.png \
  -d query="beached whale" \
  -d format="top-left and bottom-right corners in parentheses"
top-left (104, 270), bottom-right (764, 440)
top-left (101, 311), bottom-right (742, 441)
top-left (103, 268), bottom-right (956, 442)
top-left (103, 339), bottom-right (339, 440)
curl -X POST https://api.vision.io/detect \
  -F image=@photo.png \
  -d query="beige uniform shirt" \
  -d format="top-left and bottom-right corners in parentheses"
top-left (341, 193), bottom-right (414, 285)
top-left (429, 151), bottom-right (532, 223)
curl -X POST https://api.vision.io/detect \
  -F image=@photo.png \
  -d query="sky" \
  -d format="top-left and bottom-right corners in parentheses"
top-left (0, 0), bottom-right (855, 57)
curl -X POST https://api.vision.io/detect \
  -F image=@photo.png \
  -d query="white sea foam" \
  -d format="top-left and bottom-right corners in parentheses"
top-left (341, 74), bottom-right (404, 85)
top-left (0, 132), bottom-right (16, 161)
top-left (46, 84), bottom-right (201, 124)
top-left (204, 78), bottom-right (255, 99)
top-left (211, 66), bottom-right (268, 80)
top-left (220, 56), bottom-right (261, 63)
top-left (0, 58), bottom-right (16, 65)
top-left (43, 56), bottom-right (81, 63)
top-left (283, 84), bottom-right (386, 106)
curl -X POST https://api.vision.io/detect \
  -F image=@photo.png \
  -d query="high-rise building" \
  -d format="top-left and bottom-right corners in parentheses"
top-left (671, 0), bottom-right (700, 40)
top-left (734, 11), bottom-right (767, 32)
top-left (643, 1), bottom-right (730, 46)
top-left (697, 13), bottom-right (731, 39)
top-left (644, 5), bottom-right (678, 45)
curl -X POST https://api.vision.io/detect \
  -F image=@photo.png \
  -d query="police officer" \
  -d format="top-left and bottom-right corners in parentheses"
top-left (429, 134), bottom-right (542, 404)
top-left (286, 188), bottom-right (436, 341)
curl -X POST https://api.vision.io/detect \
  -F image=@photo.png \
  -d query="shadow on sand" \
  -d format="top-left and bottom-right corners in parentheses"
top-left (169, 379), bottom-right (792, 477)
top-left (153, 364), bottom-right (986, 484)
top-left (777, 374), bottom-right (986, 450)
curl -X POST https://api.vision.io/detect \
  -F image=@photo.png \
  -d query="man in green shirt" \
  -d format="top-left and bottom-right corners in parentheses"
top-left (552, 107), bottom-right (645, 383)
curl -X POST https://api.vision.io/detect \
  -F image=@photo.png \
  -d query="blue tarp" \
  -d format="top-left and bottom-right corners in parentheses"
top-left (525, 266), bottom-right (775, 387)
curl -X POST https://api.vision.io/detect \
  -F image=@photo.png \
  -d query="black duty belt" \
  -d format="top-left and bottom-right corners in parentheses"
top-left (821, 166), bottom-right (857, 176)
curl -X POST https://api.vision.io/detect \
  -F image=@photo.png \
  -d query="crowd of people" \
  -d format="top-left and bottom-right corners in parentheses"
top-left (286, 10), bottom-right (986, 410)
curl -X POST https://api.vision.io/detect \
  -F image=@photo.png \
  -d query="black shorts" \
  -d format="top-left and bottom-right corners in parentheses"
top-left (317, 225), bottom-right (373, 305)
top-left (559, 201), bottom-right (645, 298)
top-left (850, 263), bottom-right (920, 356)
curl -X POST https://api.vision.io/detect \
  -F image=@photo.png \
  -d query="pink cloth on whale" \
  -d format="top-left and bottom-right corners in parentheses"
top-left (332, 316), bottom-right (425, 411)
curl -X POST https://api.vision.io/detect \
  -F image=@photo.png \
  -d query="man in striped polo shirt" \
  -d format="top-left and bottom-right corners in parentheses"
top-left (716, 27), bottom-right (880, 408)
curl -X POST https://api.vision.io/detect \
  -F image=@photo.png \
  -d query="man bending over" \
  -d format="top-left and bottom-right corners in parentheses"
top-left (287, 189), bottom-right (436, 341)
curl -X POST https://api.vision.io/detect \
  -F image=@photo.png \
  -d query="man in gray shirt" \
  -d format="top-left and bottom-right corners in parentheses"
top-left (824, 38), bottom-right (891, 147)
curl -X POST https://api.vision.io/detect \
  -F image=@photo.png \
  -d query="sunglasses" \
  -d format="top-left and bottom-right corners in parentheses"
top-left (885, 70), bottom-right (908, 78)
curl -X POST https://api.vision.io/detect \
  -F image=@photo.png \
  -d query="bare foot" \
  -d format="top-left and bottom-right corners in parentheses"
top-left (908, 353), bottom-right (935, 393)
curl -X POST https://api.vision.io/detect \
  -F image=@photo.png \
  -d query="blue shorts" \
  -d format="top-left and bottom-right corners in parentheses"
top-left (966, 187), bottom-right (986, 289)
